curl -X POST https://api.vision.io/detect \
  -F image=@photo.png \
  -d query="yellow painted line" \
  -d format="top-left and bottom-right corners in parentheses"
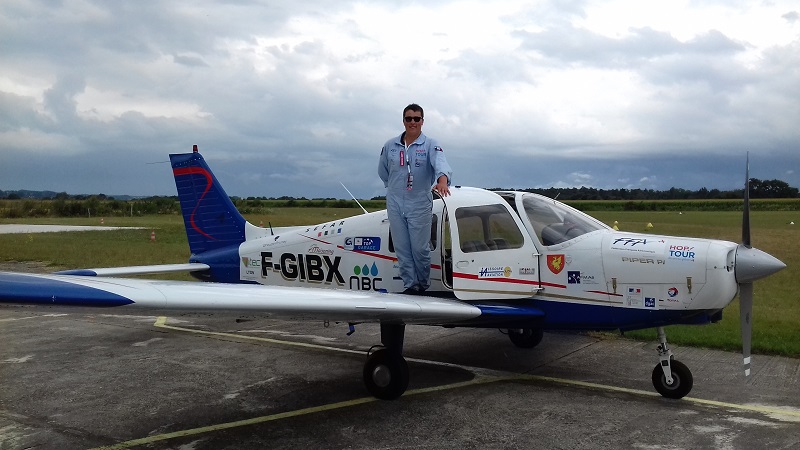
top-left (152, 316), bottom-right (364, 355)
top-left (92, 396), bottom-right (380, 449)
top-left (155, 316), bottom-right (800, 420)
top-left (90, 317), bottom-right (800, 449)
top-left (513, 374), bottom-right (800, 419)
top-left (92, 372), bottom-right (511, 450)
top-left (0, 313), bottom-right (69, 322)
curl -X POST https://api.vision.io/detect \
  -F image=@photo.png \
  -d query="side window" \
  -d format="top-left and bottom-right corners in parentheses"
top-left (521, 196), bottom-right (606, 246)
top-left (455, 204), bottom-right (524, 253)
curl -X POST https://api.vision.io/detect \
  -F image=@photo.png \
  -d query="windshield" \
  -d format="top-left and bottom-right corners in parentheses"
top-left (519, 194), bottom-right (608, 246)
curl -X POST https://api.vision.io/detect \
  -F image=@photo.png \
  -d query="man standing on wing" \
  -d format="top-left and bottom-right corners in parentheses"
top-left (379, 103), bottom-right (452, 295)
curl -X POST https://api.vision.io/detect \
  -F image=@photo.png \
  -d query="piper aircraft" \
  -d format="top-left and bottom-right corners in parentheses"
top-left (0, 146), bottom-right (786, 400)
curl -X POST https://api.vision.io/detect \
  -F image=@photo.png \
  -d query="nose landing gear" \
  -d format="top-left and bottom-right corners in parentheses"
top-left (652, 327), bottom-right (693, 399)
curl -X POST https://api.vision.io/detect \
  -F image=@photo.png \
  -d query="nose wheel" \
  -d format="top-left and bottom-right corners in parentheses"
top-left (652, 359), bottom-right (693, 399)
top-left (652, 327), bottom-right (693, 399)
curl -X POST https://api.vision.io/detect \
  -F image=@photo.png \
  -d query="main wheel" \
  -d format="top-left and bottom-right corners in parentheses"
top-left (507, 328), bottom-right (544, 348)
top-left (363, 348), bottom-right (409, 400)
top-left (652, 359), bottom-right (693, 399)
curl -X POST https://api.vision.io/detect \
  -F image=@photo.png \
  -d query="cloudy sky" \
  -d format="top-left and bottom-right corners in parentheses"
top-left (1, 1), bottom-right (798, 199)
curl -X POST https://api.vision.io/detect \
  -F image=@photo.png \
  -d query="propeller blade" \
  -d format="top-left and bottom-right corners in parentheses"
top-left (742, 153), bottom-right (751, 248)
top-left (739, 282), bottom-right (753, 376)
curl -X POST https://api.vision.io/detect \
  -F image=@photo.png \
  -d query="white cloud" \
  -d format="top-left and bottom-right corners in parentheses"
top-left (0, 0), bottom-right (798, 197)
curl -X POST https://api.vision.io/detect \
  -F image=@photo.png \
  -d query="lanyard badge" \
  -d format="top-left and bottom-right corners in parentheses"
top-left (400, 150), bottom-right (412, 190)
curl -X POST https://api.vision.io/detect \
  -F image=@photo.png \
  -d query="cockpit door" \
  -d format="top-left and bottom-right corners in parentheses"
top-left (441, 187), bottom-right (541, 301)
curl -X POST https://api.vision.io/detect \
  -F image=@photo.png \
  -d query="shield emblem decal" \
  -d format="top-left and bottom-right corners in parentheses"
top-left (547, 254), bottom-right (565, 275)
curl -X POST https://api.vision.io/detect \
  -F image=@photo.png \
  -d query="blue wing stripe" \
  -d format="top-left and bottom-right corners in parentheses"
top-left (0, 272), bottom-right (134, 307)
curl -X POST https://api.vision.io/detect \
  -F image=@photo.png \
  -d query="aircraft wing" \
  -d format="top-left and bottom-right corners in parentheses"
top-left (0, 272), bottom-right (481, 325)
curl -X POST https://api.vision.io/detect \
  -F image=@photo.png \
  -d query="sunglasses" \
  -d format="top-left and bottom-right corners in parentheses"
top-left (404, 116), bottom-right (423, 123)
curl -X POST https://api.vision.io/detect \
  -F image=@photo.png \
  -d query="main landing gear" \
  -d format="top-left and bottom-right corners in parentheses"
top-left (506, 328), bottom-right (544, 348)
top-left (363, 323), bottom-right (409, 400)
top-left (652, 327), bottom-right (693, 399)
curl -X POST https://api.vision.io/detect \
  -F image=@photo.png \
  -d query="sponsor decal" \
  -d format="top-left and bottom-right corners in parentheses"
top-left (434, 146), bottom-right (443, 152)
top-left (308, 245), bottom-right (334, 256)
top-left (478, 266), bottom-right (511, 278)
top-left (645, 297), bottom-right (656, 308)
top-left (344, 237), bottom-right (381, 251)
top-left (519, 267), bottom-right (536, 276)
top-left (350, 262), bottom-right (382, 291)
top-left (626, 286), bottom-right (643, 307)
top-left (668, 287), bottom-right (679, 297)
top-left (621, 257), bottom-right (666, 265)
top-left (567, 270), bottom-right (598, 285)
top-left (547, 254), bottom-right (566, 274)
top-left (261, 252), bottom-right (344, 285)
top-left (610, 237), bottom-right (665, 255)
top-left (568, 271), bottom-right (581, 284)
top-left (241, 256), bottom-right (260, 277)
top-left (668, 244), bottom-right (696, 261)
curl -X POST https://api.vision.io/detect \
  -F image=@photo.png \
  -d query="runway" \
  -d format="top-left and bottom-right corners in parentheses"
top-left (1, 307), bottom-right (799, 449)
top-left (0, 225), bottom-right (146, 234)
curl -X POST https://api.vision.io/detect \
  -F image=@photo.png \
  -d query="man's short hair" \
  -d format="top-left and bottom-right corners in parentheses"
top-left (403, 103), bottom-right (424, 118)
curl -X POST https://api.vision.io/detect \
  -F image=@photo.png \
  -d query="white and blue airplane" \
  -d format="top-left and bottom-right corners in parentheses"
top-left (0, 146), bottom-right (786, 400)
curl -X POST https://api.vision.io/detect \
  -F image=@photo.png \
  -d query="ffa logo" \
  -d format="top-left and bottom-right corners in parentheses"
top-left (547, 254), bottom-right (566, 274)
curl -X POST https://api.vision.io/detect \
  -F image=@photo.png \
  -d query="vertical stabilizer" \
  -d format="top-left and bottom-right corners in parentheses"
top-left (170, 149), bottom-right (246, 255)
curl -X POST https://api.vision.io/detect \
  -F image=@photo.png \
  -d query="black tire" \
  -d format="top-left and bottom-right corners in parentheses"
top-left (652, 359), bottom-right (693, 399)
top-left (508, 328), bottom-right (544, 348)
top-left (363, 348), bottom-right (409, 400)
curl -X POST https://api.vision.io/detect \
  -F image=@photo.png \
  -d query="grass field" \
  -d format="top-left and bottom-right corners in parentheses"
top-left (1, 207), bottom-right (798, 357)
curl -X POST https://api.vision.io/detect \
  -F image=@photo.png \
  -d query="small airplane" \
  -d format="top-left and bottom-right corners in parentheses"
top-left (0, 146), bottom-right (786, 400)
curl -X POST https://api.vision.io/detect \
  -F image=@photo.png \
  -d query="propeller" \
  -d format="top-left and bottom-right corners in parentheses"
top-left (734, 154), bottom-right (786, 377)
top-left (740, 154), bottom-right (752, 376)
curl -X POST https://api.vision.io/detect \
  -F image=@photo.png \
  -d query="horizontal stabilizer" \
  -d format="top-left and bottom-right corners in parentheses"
top-left (55, 263), bottom-right (210, 277)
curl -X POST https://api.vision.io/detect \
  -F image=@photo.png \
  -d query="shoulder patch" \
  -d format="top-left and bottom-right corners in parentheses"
top-left (434, 146), bottom-right (443, 152)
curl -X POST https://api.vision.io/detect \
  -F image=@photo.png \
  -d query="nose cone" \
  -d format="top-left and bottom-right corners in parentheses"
top-left (735, 245), bottom-right (786, 283)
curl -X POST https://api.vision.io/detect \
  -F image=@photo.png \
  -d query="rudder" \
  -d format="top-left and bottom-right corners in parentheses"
top-left (170, 147), bottom-right (247, 255)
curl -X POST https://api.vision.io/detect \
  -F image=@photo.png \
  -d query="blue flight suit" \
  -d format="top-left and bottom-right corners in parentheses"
top-left (378, 132), bottom-right (452, 292)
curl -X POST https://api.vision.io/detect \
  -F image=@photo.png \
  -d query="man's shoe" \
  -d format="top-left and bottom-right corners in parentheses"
top-left (401, 288), bottom-right (418, 295)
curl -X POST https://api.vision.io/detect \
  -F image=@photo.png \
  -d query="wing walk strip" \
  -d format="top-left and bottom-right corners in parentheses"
top-left (91, 317), bottom-right (800, 450)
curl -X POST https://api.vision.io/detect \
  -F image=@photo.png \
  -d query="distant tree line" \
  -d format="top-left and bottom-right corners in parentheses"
top-left (487, 178), bottom-right (798, 201)
top-left (1, 178), bottom-right (797, 218)
top-left (2, 178), bottom-right (797, 203)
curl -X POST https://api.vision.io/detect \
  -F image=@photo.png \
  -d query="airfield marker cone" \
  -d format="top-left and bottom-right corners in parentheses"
top-left (259, 220), bottom-right (263, 227)
top-left (100, 218), bottom-right (104, 225)
top-left (613, 224), bottom-right (619, 231)
top-left (150, 229), bottom-right (156, 242)
top-left (646, 223), bottom-right (654, 229)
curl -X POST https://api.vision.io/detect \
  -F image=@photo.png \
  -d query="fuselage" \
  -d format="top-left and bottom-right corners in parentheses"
top-left (187, 188), bottom-right (760, 332)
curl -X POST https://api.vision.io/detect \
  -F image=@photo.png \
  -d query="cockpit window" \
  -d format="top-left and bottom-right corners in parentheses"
top-left (455, 204), bottom-right (524, 253)
top-left (520, 194), bottom-right (607, 246)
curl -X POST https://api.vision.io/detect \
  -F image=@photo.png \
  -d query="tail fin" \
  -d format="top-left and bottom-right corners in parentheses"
top-left (170, 148), bottom-right (246, 255)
